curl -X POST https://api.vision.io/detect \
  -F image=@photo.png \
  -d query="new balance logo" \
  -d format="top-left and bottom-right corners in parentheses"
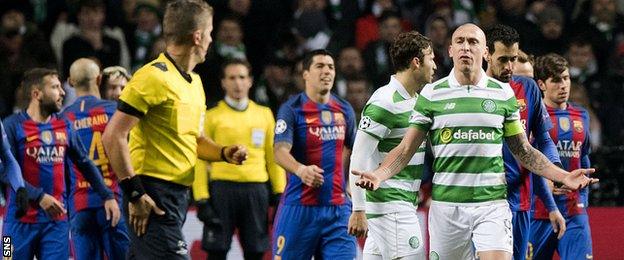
top-left (444, 103), bottom-right (456, 110)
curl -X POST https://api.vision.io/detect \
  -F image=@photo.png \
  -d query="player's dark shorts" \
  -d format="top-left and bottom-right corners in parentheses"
top-left (272, 203), bottom-right (356, 259)
top-left (528, 214), bottom-right (593, 260)
top-left (203, 181), bottom-right (270, 253)
top-left (2, 220), bottom-right (69, 259)
top-left (125, 175), bottom-right (190, 260)
top-left (511, 210), bottom-right (530, 260)
top-left (70, 206), bottom-right (130, 260)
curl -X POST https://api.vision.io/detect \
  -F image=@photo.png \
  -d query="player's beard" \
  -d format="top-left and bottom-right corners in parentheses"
top-left (39, 97), bottom-right (61, 115)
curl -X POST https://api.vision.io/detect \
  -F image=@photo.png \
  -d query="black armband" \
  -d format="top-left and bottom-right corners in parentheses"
top-left (220, 146), bottom-right (228, 162)
top-left (119, 175), bottom-right (146, 202)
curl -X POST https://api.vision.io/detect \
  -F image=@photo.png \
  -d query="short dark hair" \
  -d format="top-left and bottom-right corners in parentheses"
top-left (390, 31), bottom-right (432, 72)
top-left (221, 58), bottom-right (252, 79)
top-left (21, 68), bottom-right (58, 100)
top-left (302, 49), bottom-right (334, 71)
top-left (485, 24), bottom-right (520, 54)
top-left (77, 0), bottom-right (105, 13)
top-left (378, 10), bottom-right (401, 24)
top-left (163, 0), bottom-right (213, 45)
top-left (534, 53), bottom-right (568, 82)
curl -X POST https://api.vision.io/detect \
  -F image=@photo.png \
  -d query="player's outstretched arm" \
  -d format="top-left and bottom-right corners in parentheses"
top-left (274, 141), bottom-right (324, 188)
top-left (505, 132), bottom-right (598, 190)
top-left (353, 127), bottom-right (427, 190)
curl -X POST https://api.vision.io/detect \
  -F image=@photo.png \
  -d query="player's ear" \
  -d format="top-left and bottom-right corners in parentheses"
top-left (411, 57), bottom-right (420, 70)
top-left (537, 79), bottom-right (547, 91)
top-left (96, 74), bottom-right (102, 87)
top-left (192, 29), bottom-right (202, 46)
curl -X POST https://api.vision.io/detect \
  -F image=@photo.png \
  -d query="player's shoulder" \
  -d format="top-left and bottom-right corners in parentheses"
top-left (279, 92), bottom-right (305, 110)
top-left (511, 75), bottom-right (539, 90)
top-left (330, 93), bottom-right (353, 110)
top-left (249, 101), bottom-right (274, 116)
top-left (486, 76), bottom-right (515, 98)
top-left (368, 84), bottom-right (395, 105)
top-left (568, 102), bottom-right (590, 116)
top-left (132, 56), bottom-right (170, 84)
top-left (421, 75), bottom-right (451, 97)
top-left (2, 112), bottom-right (24, 127)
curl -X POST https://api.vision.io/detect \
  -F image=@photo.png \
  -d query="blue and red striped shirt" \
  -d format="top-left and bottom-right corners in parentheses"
top-left (2, 111), bottom-right (112, 223)
top-left (503, 75), bottom-right (559, 212)
top-left (62, 96), bottom-right (121, 213)
top-left (534, 103), bottom-right (591, 219)
top-left (275, 93), bottom-right (356, 206)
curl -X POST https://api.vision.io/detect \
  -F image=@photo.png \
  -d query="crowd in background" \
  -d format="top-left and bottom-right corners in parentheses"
top-left (1, 0), bottom-right (623, 205)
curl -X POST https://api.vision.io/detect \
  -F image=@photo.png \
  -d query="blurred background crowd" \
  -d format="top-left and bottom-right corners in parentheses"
top-left (0, 0), bottom-right (623, 205)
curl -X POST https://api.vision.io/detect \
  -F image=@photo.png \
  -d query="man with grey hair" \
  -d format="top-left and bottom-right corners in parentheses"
top-left (62, 58), bottom-right (129, 260)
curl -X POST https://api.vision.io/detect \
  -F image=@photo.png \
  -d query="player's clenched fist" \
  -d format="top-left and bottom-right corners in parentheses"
top-left (223, 145), bottom-right (248, 165)
top-left (295, 165), bottom-right (324, 188)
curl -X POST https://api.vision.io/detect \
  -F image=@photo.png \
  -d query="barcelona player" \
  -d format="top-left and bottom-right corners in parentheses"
top-left (2, 68), bottom-right (119, 260)
top-left (62, 58), bottom-right (128, 260)
top-left (529, 53), bottom-right (593, 259)
top-left (272, 49), bottom-right (357, 259)
top-left (484, 24), bottom-right (565, 260)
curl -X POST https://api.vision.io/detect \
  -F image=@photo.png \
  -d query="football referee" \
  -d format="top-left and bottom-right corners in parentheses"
top-left (102, 1), bottom-right (247, 259)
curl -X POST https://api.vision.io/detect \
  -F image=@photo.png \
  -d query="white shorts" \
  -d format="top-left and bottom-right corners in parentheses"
top-left (363, 211), bottom-right (425, 260)
top-left (428, 201), bottom-right (513, 260)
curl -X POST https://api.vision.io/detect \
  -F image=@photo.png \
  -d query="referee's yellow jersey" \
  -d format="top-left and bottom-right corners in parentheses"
top-left (119, 53), bottom-right (206, 186)
top-left (193, 100), bottom-right (286, 200)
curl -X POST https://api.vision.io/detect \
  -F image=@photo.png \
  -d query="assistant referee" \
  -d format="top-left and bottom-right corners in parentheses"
top-left (102, 1), bottom-right (247, 259)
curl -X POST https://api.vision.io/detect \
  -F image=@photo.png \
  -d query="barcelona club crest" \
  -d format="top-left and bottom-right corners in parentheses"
top-left (41, 130), bottom-right (53, 145)
top-left (573, 120), bottom-right (584, 133)
top-left (321, 111), bottom-right (332, 124)
top-left (517, 99), bottom-right (527, 112)
top-left (559, 117), bottom-right (570, 132)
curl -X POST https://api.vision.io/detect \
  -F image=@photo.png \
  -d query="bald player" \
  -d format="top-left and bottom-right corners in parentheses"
top-left (62, 58), bottom-right (129, 260)
top-left (353, 23), bottom-right (597, 260)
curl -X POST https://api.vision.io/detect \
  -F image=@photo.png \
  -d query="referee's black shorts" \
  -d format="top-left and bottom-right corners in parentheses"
top-left (203, 180), bottom-right (270, 253)
top-left (126, 175), bottom-right (190, 260)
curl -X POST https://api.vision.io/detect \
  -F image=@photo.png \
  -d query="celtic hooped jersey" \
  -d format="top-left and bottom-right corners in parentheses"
top-left (357, 76), bottom-right (425, 215)
top-left (409, 69), bottom-right (522, 204)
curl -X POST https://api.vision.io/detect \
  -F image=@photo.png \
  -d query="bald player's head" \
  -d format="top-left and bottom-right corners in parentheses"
top-left (69, 58), bottom-right (101, 90)
top-left (449, 23), bottom-right (488, 74)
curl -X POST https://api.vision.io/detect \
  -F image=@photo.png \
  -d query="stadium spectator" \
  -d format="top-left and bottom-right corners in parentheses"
top-left (363, 10), bottom-right (403, 88)
top-left (124, 2), bottom-right (162, 72)
top-left (344, 75), bottom-right (371, 122)
top-left (335, 46), bottom-right (365, 98)
top-left (60, 0), bottom-right (129, 78)
top-left (525, 4), bottom-right (567, 56)
top-left (0, 5), bottom-right (56, 118)
top-left (252, 57), bottom-right (296, 115)
top-left (424, 14), bottom-right (452, 80)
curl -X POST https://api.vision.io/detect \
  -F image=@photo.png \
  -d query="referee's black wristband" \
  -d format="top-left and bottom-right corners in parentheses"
top-left (220, 146), bottom-right (228, 162)
top-left (119, 176), bottom-right (146, 203)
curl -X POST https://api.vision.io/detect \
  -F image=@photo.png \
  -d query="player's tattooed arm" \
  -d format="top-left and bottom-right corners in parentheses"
top-left (505, 133), bottom-right (562, 182)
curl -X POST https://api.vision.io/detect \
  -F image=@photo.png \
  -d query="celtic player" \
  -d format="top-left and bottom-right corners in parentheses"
top-left (348, 31), bottom-right (436, 260)
top-left (353, 24), bottom-right (597, 260)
